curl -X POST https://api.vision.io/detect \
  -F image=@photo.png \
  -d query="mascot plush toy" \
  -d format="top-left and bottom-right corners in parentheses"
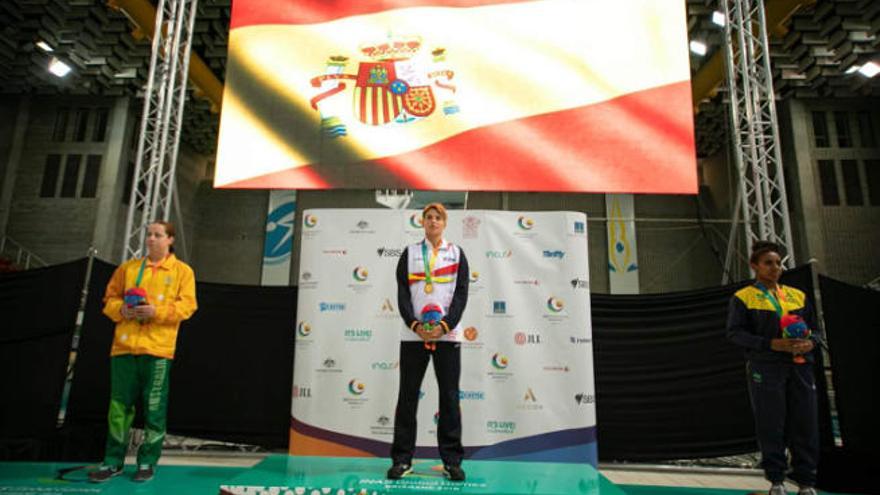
top-left (780, 313), bottom-right (811, 364)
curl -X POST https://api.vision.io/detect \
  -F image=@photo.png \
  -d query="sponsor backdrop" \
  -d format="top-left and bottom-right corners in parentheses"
top-left (291, 209), bottom-right (596, 465)
top-left (216, 0), bottom-right (697, 193)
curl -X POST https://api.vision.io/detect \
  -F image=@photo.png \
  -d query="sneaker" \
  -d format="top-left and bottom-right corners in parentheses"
top-left (88, 465), bottom-right (123, 483)
top-left (797, 487), bottom-right (817, 495)
top-left (443, 464), bottom-right (466, 482)
top-left (386, 463), bottom-right (412, 480)
top-left (769, 483), bottom-right (787, 495)
top-left (132, 464), bottom-right (154, 482)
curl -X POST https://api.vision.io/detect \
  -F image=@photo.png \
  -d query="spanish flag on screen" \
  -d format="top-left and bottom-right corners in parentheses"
top-left (215, 0), bottom-right (697, 193)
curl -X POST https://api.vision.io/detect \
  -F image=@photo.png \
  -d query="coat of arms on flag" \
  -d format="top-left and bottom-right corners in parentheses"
top-left (309, 36), bottom-right (459, 138)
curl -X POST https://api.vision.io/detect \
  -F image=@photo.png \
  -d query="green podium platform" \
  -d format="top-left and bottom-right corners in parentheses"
top-left (219, 455), bottom-right (627, 495)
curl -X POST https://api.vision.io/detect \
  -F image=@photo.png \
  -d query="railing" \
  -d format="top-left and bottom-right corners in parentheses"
top-left (0, 236), bottom-right (48, 270)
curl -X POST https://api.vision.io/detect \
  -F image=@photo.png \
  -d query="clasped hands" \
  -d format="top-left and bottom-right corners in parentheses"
top-left (415, 323), bottom-right (444, 342)
top-left (121, 304), bottom-right (157, 321)
top-left (770, 338), bottom-right (814, 355)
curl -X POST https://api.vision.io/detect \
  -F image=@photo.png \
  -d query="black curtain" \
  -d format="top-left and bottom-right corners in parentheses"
top-left (814, 275), bottom-right (879, 494)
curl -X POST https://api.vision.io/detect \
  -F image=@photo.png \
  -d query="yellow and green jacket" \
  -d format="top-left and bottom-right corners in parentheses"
top-left (726, 283), bottom-right (818, 363)
top-left (102, 254), bottom-right (197, 359)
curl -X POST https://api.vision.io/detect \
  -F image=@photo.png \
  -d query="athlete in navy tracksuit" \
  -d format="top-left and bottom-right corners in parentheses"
top-left (727, 241), bottom-right (821, 495)
top-left (387, 203), bottom-right (469, 482)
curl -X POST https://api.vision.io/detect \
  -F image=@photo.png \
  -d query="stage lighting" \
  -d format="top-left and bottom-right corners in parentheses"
top-left (689, 41), bottom-right (707, 56)
top-left (857, 61), bottom-right (879, 78)
top-left (48, 57), bottom-right (72, 77)
top-left (35, 40), bottom-right (53, 52)
top-left (845, 65), bottom-right (860, 74)
top-left (712, 11), bottom-right (726, 27)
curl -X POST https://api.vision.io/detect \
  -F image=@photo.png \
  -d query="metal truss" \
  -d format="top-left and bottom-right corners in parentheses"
top-left (721, 0), bottom-right (796, 281)
top-left (122, 0), bottom-right (199, 261)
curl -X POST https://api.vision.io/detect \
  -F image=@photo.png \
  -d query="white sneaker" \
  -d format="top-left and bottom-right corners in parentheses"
top-left (769, 483), bottom-right (787, 495)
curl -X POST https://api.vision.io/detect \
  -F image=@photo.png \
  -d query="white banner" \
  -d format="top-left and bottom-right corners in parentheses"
top-left (606, 194), bottom-right (639, 294)
top-left (291, 209), bottom-right (596, 464)
top-left (261, 190), bottom-right (296, 286)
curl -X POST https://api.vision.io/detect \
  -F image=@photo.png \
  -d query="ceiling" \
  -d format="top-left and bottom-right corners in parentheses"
top-left (0, 0), bottom-right (878, 157)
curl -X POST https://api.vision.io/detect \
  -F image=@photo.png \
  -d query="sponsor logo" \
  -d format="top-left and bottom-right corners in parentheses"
top-left (469, 271), bottom-right (480, 283)
top-left (493, 301), bottom-right (506, 314)
top-left (323, 357), bottom-right (336, 369)
top-left (571, 278), bottom-right (588, 289)
top-left (304, 214), bottom-right (318, 228)
top-left (491, 353), bottom-right (509, 370)
top-left (515, 332), bottom-right (541, 345)
top-left (514, 279), bottom-right (540, 287)
top-left (459, 390), bottom-right (485, 400)
top-left (348, 379), bottom-right (366, 395)
top-left (575, 393), bottom-right (595, 405)
top-left (322, 249), bottom-right (347, 256)
top-left (487, 420), bottom-right (516, 434)
top-left (409, 214), bottom-right (423, 229)
top-left (352, 266), bottom-right (369, 282)
top-left (517, 216), bottom-right (534, 230)
top-left (371, 415), bottom-right (393, 436)
top-left (543, 364), bottom-right (571, 372)
top-left (350, 220), bottom-right (375, 234)
top-left (292, 385), bottom-right (311, 398)
top-left (371, 361), bottom-right (399, 370)
top-left (344, 328), bottom-right (372, 342)
top-left (320, 302), bottom-right (346, 312)
top-left (546, 297), bottom-right (565, 313)
top-left (574, 221), bottom-right (585, 234)
top-left (485, 249), bottom-right (512, 259)
top-left (524, 388), bottom-right (537, 402)
top-left (299, 271), bottom-right (318, 289)
top-left (377, 247), bottom-right (403, 257)
top-left (317, 356), bottom-right (342, 373)
top-left (357, 220), bottom-right (369, 229)
top-left (570, 336), bottom-right (591, 344)
top-left (380, 298), bottom-right (395, 313)
top-left (377, 415), bottom-right (391, 426)
top-left (462, 216), bottom-right (480, 239)
top-left (517, 387), bottom-right (543, 410)
top-left (433, 411), bottom-right (440, 425)
top-left (464, 326), bottom-right (478, 341)
top-left (543, 250), bottom-right (565, 259)
top-left (301, 271), bottom-right (312, 281)
top-left (297, 322), bottom-right (311, 337)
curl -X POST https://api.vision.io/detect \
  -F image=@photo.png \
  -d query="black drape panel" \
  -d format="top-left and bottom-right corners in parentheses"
top-left (0, 260), bottom-right (86, 439)
top-left (814, 275), bottom-right (879, 493)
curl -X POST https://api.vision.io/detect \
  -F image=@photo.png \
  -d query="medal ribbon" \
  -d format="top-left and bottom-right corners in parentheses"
top-left (756, 282), bottom-right (785, 318)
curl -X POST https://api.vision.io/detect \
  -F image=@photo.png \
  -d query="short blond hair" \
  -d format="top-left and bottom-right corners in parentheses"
top-left (422, 202), bottom-right (448, 221)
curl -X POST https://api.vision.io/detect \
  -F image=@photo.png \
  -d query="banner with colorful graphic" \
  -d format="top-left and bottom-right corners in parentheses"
top-left (605, 194), bottom-right (639, 294)
top-left (261, 190), bottom-right (297, 286)
top-left (292, 209), bottom-right (596, 464)
top-left (216, 0), bottom-right (697, 193)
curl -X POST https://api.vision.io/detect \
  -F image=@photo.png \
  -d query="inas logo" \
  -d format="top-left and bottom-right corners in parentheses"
top-left (352, 266), bottom-right (369, 282)
top-left (464, 326), bottom-right (478, 341)
top-left (491, 353), bottom-right (509, 369)
top-left (547, 297), bottom-right (565, 313)
top-left (304, 214), bottom-right (318, 228)
top-left (310, 36), bottom-right (459, 135)
top-left (517, 216), bottom-right (535, 230)
top-left (409, 214), bottom-right (424, 229)
top-left (297, 322), bottom-right (312, 337)
top-left (264, 202), bottom-right (295, 264)
top-left (348, 379), bottom-right (366, 395)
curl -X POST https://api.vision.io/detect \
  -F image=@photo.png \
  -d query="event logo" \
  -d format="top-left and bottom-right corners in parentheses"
top-left (292, 385), bottom-right (311, 398)
top-left (464, 326), bottom-right (478, 341)
top-left (320, 302), bottom-right (346, 312)
top-left (371, 361), bottom-right (399, 370)
top-left (348, 379), bottom-right (366, 395)
top-left (486, 249), bottom-right (512, 259)
top-left (570, 278), bottom-right (589, 289)
top-left (575, 393), bottom-right (595, 405)
top-left (344, 328), bottom-right (372, 342)
top-left (546, 297), bottom-right (565, 313)
top-left (263, 201), bottom-right (295, 265)
top-left (352, 266), bottom-right (369, 282)
top-left (459, 390), bottom-right (485, 400)
top-left (310, 36), bottom-right (459, 135)
top-left (409, 214), bottom-right (424, 229)
top-left (469, 271), bottom-right (480, 283)
top-left (517, 216), bottom-right (535, 230)
top-left (297, 322), bottom-right (311, 337)
top-left (491, 353), bottom-right (509, 369)
top-left (377, 247), bottom-right (403, 257)
top-left (304, 214), bottom-right (318, 228)
top-left (487, 420), bottom-right (516, 434)
top-left (543, 250), bottom-right (565, 259)
top-left (515, 332), bottom-right (541, 345)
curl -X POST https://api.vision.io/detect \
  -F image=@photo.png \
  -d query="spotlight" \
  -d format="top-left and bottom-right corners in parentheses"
top-left (712, 11), bottom-right (726, 27)
top-left (690, 41), bottom-right (707, 56)
top-left (36, 40), bottom-right (54, 52)
top-left (48, 57), bottom-right (72, 77)
top-left (857, 61), bottom-right (879, 78)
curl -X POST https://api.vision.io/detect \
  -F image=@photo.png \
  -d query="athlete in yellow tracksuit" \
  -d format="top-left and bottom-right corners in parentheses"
top-left (90, 222), bottom-right (197, 483)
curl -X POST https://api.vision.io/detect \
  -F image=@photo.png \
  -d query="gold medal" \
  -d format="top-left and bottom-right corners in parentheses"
top-left (425, 283), bottom-right (434, 294)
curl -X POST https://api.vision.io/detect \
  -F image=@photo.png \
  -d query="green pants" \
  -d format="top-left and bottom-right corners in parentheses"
top-left (102, 355), bottom-right (171, 467)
